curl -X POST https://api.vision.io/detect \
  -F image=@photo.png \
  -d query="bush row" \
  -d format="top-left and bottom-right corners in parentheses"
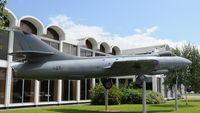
top-left (90, 83), bottom-right (165, 105)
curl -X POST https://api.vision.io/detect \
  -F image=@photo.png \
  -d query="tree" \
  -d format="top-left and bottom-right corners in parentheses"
top-left (164, 43), bottom-right (200, 92)
top-left (0, 0), bottom-right (7, 28)
top-left (164, 43), bottom-right (200, 105)
top-left (181, 43), bottom-right (200, 93)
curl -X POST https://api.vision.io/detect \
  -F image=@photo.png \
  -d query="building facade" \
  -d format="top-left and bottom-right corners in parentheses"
top-left (0, 8), bottom-right (173, 108)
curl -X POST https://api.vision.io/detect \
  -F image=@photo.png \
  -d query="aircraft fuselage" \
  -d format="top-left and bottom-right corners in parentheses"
top-left (13, 55), bottom-right (191, 80)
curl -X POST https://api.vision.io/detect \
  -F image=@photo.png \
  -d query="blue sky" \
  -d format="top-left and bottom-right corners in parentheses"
top-left (6, 0), bottom-right (200, 49)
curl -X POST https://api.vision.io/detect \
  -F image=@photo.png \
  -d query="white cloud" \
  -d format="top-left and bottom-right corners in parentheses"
top-left (134, 28), bottom-right (143, 33)
top-left (50, 15), bottom-right (75, 28)
top-left (146, 26), bottom-right (158, 33)
top-left (49, 15), bottom-right (190, 50)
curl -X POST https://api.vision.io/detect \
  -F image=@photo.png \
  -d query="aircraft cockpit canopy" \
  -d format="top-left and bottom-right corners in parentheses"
top-left (159, 51), bottom-right (176, 57)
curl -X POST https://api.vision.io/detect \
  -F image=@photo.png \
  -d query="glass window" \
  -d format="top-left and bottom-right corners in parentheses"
top-left (146, 77), bottom-right (153, 90)
top-left (70, 80), bottom-right (77, 100)
top-left (80, 79), bottom-right (92, 100)
top-left (46, 28), bottom-right (59, 40)
top-left (63, 43), bottom-right (77, 56)
top-left (40, 80), bottom-right (58, 102)
top-left (62, 80), bottom-right (77, 101)
top-left (0, 68), bottom-right (6, 104)
top-left (0, 29), bottom-right (9, 60)
top-left (86, 40), bottom-right (92, 49)
top-left (100, 44), bottom-right (105, 53)
top-left (112, 48), bottom-right (116, 55)
top-left (41, 39), bottom-right (59, 50)
top-left (40, 80), bottom-right (48, 102)
top-left (157, 78), bottom-right (161, 93)
top-left (62, 80), bottom-right (69, 101)
top-left (50, 41), bottom-right (59, 50)
top-left (80, 49), bottom-right (93, 57)
top-left (95, 53), bottom-right (105, 56)
top-left (11, 78), bottom-right (35, 103)
top-left (19, 20), bottom-right (37, 35)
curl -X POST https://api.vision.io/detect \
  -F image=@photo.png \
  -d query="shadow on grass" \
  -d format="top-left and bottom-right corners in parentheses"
top-left (46, 109), bottom-right (174, 113)
top-left (180, 99), bottom-right (200, 103)
top-left (150, 104), bottom-right (196, 108)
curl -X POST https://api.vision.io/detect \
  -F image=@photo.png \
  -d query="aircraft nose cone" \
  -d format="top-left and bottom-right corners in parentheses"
top-left (186, 59), bottom-right (192, 65)
top-left (184, 58), bottom-right (192, 66)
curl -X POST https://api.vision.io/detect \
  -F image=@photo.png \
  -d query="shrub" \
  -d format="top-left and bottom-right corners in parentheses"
top-left (127, 82), bottom-right (141, 89)
top-left (120, 88), bottom-right (165, 104)
top-left (146, 90), bottom-right (165, 104)
top-left (90, 83), bottom-right (121, 105)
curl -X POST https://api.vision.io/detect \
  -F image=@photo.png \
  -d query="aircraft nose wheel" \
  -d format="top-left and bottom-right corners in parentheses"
top-left (102, 79), bottom-right (113, 89)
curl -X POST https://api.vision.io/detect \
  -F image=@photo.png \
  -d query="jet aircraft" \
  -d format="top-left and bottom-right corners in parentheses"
top-left (10, 30), bottom-right (192, 88)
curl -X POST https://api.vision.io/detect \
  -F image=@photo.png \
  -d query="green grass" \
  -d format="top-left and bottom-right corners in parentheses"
top-left (1, 99), bottom-right (200, 113)
top-left (187, 93), bottom-right (200, 96)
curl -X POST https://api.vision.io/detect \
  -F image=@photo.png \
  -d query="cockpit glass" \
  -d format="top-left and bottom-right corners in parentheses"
top-left (159, 52), bottom-right (176, 57)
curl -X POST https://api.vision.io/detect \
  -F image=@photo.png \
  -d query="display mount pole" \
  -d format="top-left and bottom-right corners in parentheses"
top-left (175, 71), bottom-right (179, 111)
top-left (142, 75), bottom-right (147, 113)
top-left (105, 89), bottom-right (108, 111)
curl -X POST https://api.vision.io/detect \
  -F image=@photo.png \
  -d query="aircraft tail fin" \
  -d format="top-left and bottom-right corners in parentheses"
top-left (12, 30), bottom-right (78, 62)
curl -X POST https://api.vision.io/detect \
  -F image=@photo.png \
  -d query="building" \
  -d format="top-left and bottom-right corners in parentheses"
top-left (0, 8), bottom-right (173, 108)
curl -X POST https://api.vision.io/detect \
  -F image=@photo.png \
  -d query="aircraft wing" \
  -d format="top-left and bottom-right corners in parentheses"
top-left (107, 59), bottom-right (159, 72)
top-left (9, 51), bottom-right (54, 61)
top-left (9, 51), bottom-right (54, 56)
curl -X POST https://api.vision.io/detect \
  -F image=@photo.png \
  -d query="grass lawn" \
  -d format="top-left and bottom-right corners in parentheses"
top-left (1, 99), bottom-right (200, 113)
top-left (187, 93), bottom-right (200, 96)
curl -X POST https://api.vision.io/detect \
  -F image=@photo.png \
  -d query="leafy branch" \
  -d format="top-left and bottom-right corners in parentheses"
top-left (0, 0), bottom-right (8, 28)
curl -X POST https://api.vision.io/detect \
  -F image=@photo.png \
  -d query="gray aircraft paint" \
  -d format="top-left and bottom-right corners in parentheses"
top-left (10, 30), bottom-right (192, 80)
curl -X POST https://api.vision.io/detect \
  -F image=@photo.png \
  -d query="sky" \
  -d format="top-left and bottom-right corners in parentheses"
top-left (6, 0), bottom-right (200, 49)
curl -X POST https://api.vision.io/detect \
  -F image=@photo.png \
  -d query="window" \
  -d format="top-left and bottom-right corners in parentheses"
top-left (41, 39), bottom-right (59, 50)
top-left (0, 68), bottom-right (6, 104)
top-left (86, 40), bottom-right (92, 49)
top-left (70, 80), bottom-right (77, 100)
top-left (62, 80), bottom-right (69, 101)
top-left (100, 44), bottom-right (105, 53)
top-left (0, 29), bottom-right (9, 60)
top-left (63, 43), bottom-right (77, 56)
top-left (40, 80), bottom-right (58, 102)
top-left (62, 80), bottom-right (77, 101)
top-left (20, 20), bottom-right (37, 35)
top-left (80, 49), bottom-right (93, 57)
top-left (157, 78), bottom-right (161, 93)
top-left (46, 28), bottom-right (59, 40)
top-left (80, 79), bottom-right (92, 100)
top-left (95, 53), bottom-right (105, 56)
top-left (112, 48), bottom-right (116, 55)
top-left (11, 78), bottom-right (35, 103)
top-left (146, 77), bottom-right (152, 90)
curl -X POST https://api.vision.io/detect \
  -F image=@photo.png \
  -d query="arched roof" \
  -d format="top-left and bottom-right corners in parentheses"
top-left (99, 42), bottom-right (111, 53)
top-left (45, 24), bottom-right (65, 40)
top-left (18, 16), bottom-right (45, 35)
top-left (3, 8), bottom-right (17, 28)
top-left (78, 37), bottom-right (98, 50)
top-left (111, 46), bottom-right (121, 55)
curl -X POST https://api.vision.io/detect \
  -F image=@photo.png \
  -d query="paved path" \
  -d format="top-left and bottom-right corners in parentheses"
top-left (187, 95), bottom-right (200, 99)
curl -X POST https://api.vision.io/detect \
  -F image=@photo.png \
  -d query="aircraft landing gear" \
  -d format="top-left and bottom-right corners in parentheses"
top-left (101, 78), bottom-right (112, 111)
top-left (102, 78), bottom-right (113, 89)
